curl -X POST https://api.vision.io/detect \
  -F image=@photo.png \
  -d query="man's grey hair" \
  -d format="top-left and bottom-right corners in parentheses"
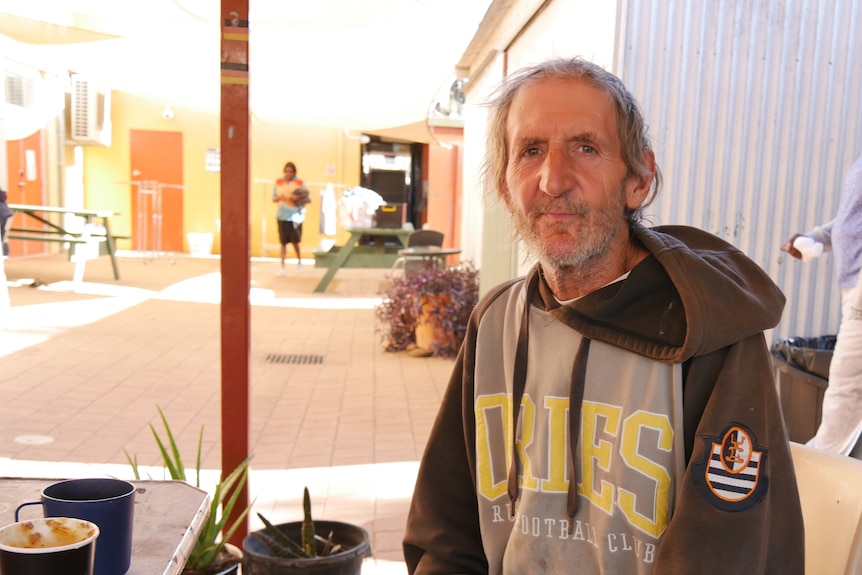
top-left (479, 57), bottom-right (662, 223)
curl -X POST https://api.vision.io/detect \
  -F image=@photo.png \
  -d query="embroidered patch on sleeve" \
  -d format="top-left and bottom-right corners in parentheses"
top-left (692, 423), bottom-right (769, 511)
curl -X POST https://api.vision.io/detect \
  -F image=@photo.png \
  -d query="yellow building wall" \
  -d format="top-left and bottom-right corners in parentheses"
top-left (80, 91), bottom-right (362, 257)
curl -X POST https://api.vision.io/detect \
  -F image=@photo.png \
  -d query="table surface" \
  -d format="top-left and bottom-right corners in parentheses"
top-left (8, 204), bottom-right (117, 218)
top-left (0, 478), bottom-right (209, 575)
top-left (345, 227), bottom-right (413, 237)
top-left (397, 246), bottom-right (461, 256)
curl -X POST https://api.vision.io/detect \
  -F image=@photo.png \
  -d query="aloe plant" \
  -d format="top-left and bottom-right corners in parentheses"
top-left (124, 406), bottom-right (252, 572)
top-left (301, 487), bottom-right (316, 556)
top-left (252, 487), bottom-right (342, 559)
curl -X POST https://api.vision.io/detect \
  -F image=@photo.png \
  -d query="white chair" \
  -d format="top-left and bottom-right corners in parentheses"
top-left (790, 441), bottom-right (862, 575)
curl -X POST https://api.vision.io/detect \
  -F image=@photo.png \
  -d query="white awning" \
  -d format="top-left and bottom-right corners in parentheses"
top-left (0, 0), bottom-right (491, 132)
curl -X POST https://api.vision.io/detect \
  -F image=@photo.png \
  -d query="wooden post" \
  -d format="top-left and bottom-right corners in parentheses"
top-left (220, 0), bottom-right (250, 545)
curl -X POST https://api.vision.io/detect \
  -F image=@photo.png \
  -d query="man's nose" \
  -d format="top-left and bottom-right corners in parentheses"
top-left (539, 148), bottom-right (576, 197)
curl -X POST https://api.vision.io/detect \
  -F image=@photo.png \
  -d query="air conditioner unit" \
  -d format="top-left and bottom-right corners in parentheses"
top-left (5, 73), bottom-right (35, 108)
top-left (69, 74), bottom-right (112, 146)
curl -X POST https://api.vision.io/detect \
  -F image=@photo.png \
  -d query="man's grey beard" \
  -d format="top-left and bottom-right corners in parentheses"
top-left (512, 184), bottom-right (627, 272)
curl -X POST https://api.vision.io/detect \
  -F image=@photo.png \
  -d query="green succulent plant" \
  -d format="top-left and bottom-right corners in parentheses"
top-left (251, 487), bottom-right (342, 559)
top-left (124, 406), bottom-right (252, 573)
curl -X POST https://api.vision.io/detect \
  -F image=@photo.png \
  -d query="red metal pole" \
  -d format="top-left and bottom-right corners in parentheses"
top-left (220, 0), bottom-right (250, 545)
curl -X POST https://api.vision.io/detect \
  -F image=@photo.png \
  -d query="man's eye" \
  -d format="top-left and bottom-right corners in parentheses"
top-left (523, 147), bottom-right (541, 157)
top-left (577, 144), bottom-right (596, 154)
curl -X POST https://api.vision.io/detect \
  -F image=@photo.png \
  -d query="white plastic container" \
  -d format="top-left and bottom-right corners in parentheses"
top-left (187, 232), bottom-right (214, 256)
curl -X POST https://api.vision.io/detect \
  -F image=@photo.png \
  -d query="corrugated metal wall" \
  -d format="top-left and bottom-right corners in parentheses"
top-left (618, 0), bottom-right (862, 342)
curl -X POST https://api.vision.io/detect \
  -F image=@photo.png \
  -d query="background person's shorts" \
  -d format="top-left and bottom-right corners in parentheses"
top-left (277, 219), bottom-right (302, 244)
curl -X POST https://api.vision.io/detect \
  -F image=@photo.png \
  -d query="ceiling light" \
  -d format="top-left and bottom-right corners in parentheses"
top-left (344, 130), bottom-right (370, 144)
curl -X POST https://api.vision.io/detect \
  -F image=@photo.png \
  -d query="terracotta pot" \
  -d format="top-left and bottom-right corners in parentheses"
top-left (414, 294), bottom-right (451, 351)
top-left (183, 543), bottom-right (242, 575)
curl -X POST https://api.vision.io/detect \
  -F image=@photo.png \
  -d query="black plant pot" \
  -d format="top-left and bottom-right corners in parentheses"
top-left (241, 520), bottom-right (371, 575)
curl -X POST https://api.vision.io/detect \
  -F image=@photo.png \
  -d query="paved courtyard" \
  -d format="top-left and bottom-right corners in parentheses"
top-left (0, 250), bottom-right (456, 573)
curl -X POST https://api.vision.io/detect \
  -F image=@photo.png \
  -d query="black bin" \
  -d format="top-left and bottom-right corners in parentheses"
top-left (770, 336), bottom-right (836, 443)
top-left (375, 203), bottom-right (407, 228)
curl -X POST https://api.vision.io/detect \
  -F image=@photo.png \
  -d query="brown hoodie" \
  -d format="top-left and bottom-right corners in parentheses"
top-left (404, 223), bottom-right (804, 574)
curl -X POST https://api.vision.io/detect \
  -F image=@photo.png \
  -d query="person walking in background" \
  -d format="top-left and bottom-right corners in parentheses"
top-left (0, 186), bottom-right (10, 321)
top-left (403, 57), bottom-right (803, 574)
top-left (0, 186), bottom-right (12, 257)
top-left (272, 161), bottom-right (311, 275)
top-left (782, 154), bottom-right (862, 456)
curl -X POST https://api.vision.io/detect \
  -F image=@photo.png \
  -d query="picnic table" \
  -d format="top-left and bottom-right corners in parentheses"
top-left (7, 204), bottom-right (121, 280)
top-left (313, 227), bottom-right (413, 293)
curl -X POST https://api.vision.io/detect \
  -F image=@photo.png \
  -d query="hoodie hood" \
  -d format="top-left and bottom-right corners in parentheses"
top-left (542, 223), bottom-right (785, 363)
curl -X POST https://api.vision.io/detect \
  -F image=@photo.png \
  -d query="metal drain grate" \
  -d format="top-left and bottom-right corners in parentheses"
top-left (265, 353), bottom-right (324, 365)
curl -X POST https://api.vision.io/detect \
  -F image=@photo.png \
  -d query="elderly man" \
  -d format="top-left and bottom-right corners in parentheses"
top-left (403, 57), bottom-right (803, 574)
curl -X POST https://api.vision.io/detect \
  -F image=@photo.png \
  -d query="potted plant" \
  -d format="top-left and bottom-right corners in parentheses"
top-left (241, 487), bottom-right (371, 575)
top-left (375, 262), bottom-right (479, 358)
top-left (125, 406), bottom-right (252, 575)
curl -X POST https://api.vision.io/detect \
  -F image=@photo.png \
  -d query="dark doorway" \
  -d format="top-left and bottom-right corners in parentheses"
top-left (368, 169), bottom-right (407, 204)
top-left (361, 138), bottom-right (425, 227)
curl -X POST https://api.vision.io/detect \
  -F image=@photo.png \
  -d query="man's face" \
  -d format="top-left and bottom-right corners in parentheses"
top-left (503, 78), bottom-right (649, 271)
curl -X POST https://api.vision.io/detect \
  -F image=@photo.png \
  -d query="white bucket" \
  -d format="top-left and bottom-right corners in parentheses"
top-left (187, 232), bottom-right (214, 256)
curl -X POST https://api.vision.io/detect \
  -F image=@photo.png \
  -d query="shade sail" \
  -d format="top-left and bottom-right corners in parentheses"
top-left (0, 0), bottom-right (490, 133)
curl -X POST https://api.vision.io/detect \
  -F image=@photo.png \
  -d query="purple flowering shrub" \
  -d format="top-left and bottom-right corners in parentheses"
top-left (375, 262), bottom-right (479, 358)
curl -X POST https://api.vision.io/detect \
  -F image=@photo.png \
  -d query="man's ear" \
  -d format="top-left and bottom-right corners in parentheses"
top-left (625, 149), bottom-right (655, 210)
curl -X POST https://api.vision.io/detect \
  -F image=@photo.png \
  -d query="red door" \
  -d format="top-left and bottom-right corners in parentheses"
top-left (5, 132), bottom-right (45, 256)
top-left (130, 130), bottom-right (183, 253)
